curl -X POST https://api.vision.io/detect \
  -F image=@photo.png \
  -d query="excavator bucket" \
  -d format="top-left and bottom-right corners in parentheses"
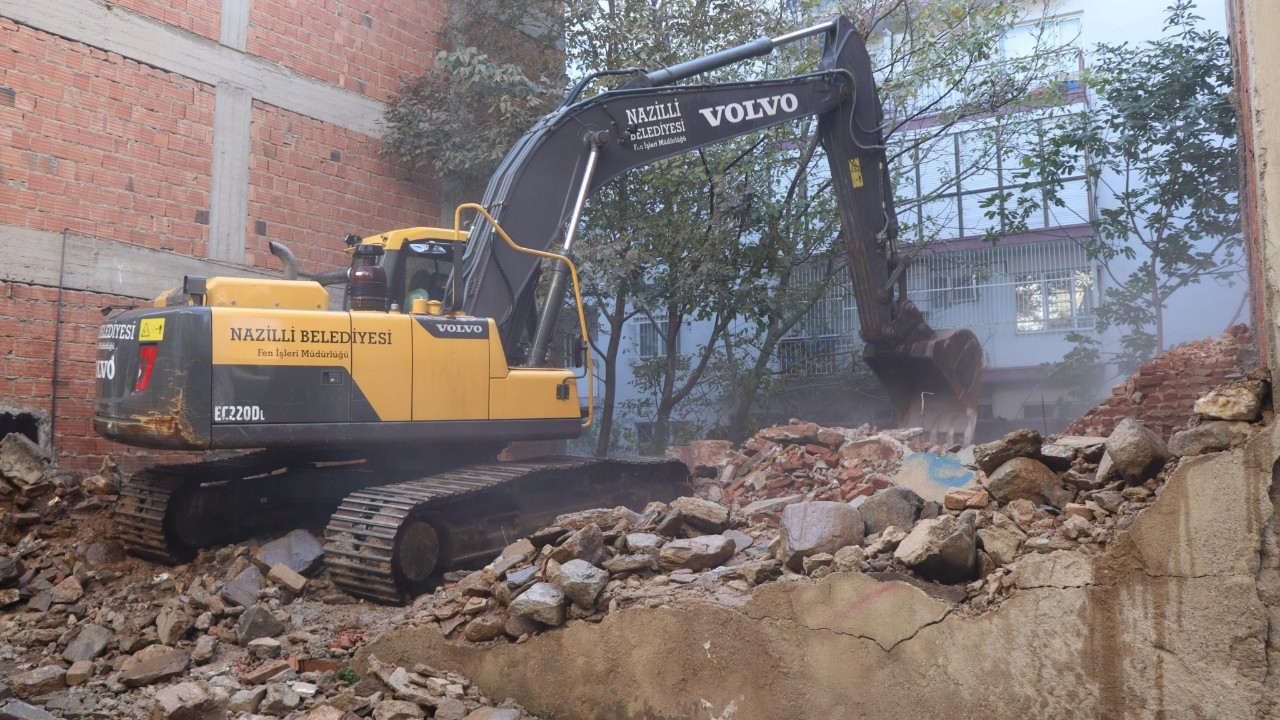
top-left (863, 328), bottom-right (984, 446)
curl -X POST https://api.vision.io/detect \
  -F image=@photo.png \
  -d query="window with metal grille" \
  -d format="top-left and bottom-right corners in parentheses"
top-left (636, 317), bottom-right (676, 359)
top-left (1014, 268), bottom-right (1095, 333)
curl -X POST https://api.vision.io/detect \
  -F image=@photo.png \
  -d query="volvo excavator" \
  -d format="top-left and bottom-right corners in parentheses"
top-left (93, 16), bottom-right (983, 603)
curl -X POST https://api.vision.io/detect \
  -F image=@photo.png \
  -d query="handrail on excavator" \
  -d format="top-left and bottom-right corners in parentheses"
top-left (453, 202), bottom-right (595, 429)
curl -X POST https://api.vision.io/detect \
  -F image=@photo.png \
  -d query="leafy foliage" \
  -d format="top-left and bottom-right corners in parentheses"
top-left (991, 0), bottom-right (1240, 373)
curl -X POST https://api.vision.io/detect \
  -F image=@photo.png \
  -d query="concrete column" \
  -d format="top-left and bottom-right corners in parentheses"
top-left (208, 83), bottom-right (253, 264)
top-left (220, 0), bottom-right (250, 51)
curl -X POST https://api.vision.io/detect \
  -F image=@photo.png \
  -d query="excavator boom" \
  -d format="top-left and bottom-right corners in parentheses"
top-left (460, 16), bottom-right (982, 441)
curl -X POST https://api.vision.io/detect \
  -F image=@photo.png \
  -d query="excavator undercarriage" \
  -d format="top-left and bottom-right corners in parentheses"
top-left (116, 449), bottom-right (686, 603)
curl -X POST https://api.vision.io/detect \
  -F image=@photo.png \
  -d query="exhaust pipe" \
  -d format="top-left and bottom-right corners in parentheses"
top-left (268, 241), bottom-right (298, 280)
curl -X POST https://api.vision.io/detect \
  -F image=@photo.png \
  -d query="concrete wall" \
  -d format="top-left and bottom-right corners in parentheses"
top-left (0, 0), bottom-right (444, 468)
top-left (363, 423), bottom-right (1280, 719)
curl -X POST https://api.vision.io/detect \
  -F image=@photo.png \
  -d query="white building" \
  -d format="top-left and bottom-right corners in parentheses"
top-left (595, 0), bottom-right (1244, 449)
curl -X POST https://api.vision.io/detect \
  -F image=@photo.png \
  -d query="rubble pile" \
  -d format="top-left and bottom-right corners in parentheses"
top-left (408, 369), bottom-right (1270, 646)
top-left (0, 473), bottom-right (538, 719)
top-left (669, 422), bottom-right (924, 517)
top-left (0, 360), bottom-right (1269, 717)
top-left (1063, 325), bottom-right (1254, 439)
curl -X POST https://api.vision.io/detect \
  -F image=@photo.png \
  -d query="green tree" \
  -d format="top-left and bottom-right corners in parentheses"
top-left (382, 0), bottom-right (1080, 452)
top-left (989, 0), bottom-right (1240, 374)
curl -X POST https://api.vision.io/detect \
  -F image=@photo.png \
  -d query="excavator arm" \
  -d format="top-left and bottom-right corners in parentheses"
top-left (460, 15), bottom-right (982, 442)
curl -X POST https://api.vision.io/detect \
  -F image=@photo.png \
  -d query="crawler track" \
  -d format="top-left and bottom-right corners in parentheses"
top-left (116, 452), bottom-right (687, 604)
top-left (324, 456), bottom-right (687, 603)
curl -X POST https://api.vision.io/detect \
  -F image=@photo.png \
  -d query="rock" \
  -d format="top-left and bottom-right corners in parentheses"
top-left (986, 457), bottom-right (1067, 507)
top-left (306, 707), bottom-right (348, 720)
top-left (238, 659), bottom-right (291, 685)
top-left (84, 540), bottom-right (127, 568)
top-left (857, 486), bottom-right (923, 537)
top-left (1061, 515), bottom-right (1092, 540)
top-left (625, 532), bottom-right (664, 553)
top-left (0, 556), bottom-right (22, 587)
top-left (757, 421), bottom-right (819, 444)
top-left (724, 528), bottom-right (754, 553)
top-left (602, 553), bottom-right (657, 573)
top-left (671, 496), bottom-right (730, 532)
top-left (1104, 418), bottom-right (1169, 483)
top-left (839, 435), bottom-right (905, 463)
top-left (973, 428), bottom-right (1042, 475)
top-left (0, 700), bottom-right (60, 720)
top-left (833, 545), bottom-right (866, 572)
top-left (1193, 379), bottom-right (1267, 421)
top-left (267, 562), bottom-right (308, 594)
top-left (1037, 443), bottom-right (1076, 470)
top-left (687, 439), bottom-right (733, 476)
top-left (779, 501), bottom-right (864, 571)
top-left (892, 452), bottom-right (976, 504)
top-left (0, 589), bottom-right (18, 608)
top-left (0, 433), bottom-right (47, 488)
top-left (373, 699), bottom-right (425, 720)
top-left (1054, 436), bottom-right (1107, 461)
top-left (659, 535), bottom-right (735, 572)
top-left (555, 559), bottom-right (609, 608)
top-left (82, 472), bottom-right (119, 495)
top-left (1063, 503), bottom-right (1094, 521)
top-left (434, 698), bottom-right (468, 720)
top-left (548, 523), bottom-right (607, 566)
top-left (464, 611), bottom-right (507, 642)
top-left (508, 582), bottom-right (565, 626)
top-left (61, 622), bottom-right (110, 663)
top-left (457, 570), bottom-right (494, 599)
top-left (151, 681), bottom-right (226, 720)
top-left (228, 687), bottom-right (266, 714)
top-left (222, 566), bottom-right (263, 608)
top-left (555, 508), bottom-right (639, 531)
top-left (120, 645), bottom-right (189, 687)
top-left (740, 494), bottom-right (805, 517)
top-left (864, 526), bottom-right (907, 556)
top-left (236, 604), bottom-right (285, 645)
top-left (65, 661), bottom-right (92, 686)
top-left (1095, 451), bottom-right (1120, 485)
top-left (253, 529), bottom-right (325, 576)
top-left (976, 527), bottom-right (1021, 567)
top-left (504, 614), bottom-right (540, 639)
top-left (191, 635), bottom-right (217, 665)
top-left (1168, 421), bottom-right (1253, 457)
top-left (893, 513), bottom-right (977, 584)
top-left (1004, 499), bottom-right (1039, 530)
top-left (157, 601), bottom-right (194, 645)
top-left (1092, 490), bottom-right (1125, 514)
top-left (261, 683), bottom-right (301, 714)
top-left (50, 575), bottom-right (83, 603)
top-left (802, 552), bottom-right (834, 575)
top-left (248, 637), bottom-right (282, 659)
top-left (463, 709), bottom-right (522, 720)
top-left (10, 667), bottom-right (65, 700)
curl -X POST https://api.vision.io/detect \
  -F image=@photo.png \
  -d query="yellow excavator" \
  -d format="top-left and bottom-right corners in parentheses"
top-left (93, 16), bottom-right (982, 603)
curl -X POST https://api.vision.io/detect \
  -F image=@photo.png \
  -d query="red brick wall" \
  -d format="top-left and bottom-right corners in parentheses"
top-left (0, 18), bottom-right (215, 255)
top-left (246, 101), bottom-right (437, 273)
top-left (247, 0), bottom-right (444, 103)
top-left (1061, 325), bottom-right (1254, 439)
top-left (108, 0), bottom-right (221, 42)
top-left (0, 2), bottom-right (448, 471)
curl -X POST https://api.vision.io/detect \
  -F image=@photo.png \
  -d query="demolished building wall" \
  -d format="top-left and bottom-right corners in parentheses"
top-left (363, 424), bottom-right (1278, 718)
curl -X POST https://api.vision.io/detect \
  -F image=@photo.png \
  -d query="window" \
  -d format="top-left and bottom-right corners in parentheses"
top-left (898, 115), bottom-right (1092, 243)
top-left (636, 317), bottom-right (676, 359)
top-left (777, 265), bottom-right (861, 377)
top-left (1015, 268), bottom-right (1094, 333)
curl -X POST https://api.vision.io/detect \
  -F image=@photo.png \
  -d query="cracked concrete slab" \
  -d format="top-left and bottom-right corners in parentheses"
top-left (359, 426), bottom-right (1278, 720)
top-left (743, 573), bottom-right (950, 651)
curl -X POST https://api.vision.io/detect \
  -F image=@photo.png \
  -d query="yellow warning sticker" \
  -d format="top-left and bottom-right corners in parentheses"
top-left (139, 318), bottom-right (166, 342)
top-left (848, 158), bottom-right (864, 188)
